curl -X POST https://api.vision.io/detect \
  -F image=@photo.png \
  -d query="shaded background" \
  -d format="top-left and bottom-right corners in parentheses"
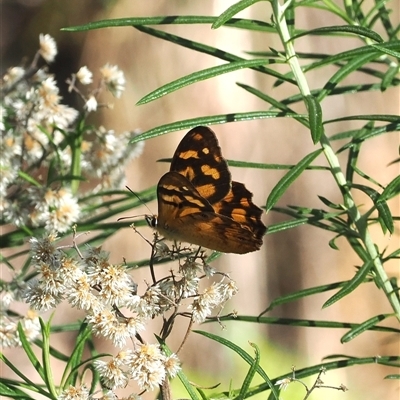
top-left (2, 1), bottom-right (399, 399)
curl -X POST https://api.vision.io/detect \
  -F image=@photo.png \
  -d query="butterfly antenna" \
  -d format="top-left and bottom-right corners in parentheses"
top-left (125, 185), bottom-right (154, 215)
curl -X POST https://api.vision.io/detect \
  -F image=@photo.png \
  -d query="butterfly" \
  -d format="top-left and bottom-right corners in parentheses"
top-left (146, 126), bottom-right (266, 254)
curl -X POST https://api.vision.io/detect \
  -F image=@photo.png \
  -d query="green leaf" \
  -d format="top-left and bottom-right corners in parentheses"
top-left (129, 111), bottom-right (299, 143)
top-left (375, 198), bottom-right (394, 234)
top-left (370, 43), bottom-right (400, 59)
top-left (262, 280), bottom-right (370, 313)
top-left (317, 52), bottom-right (381, 101)
top-left (134, 26), bottom-right (292, 84)
top-left (304, 95), bottom-right (323, 143)
top-left (137, 59), bottom-right (269, 105)
top-left (266, 149), bottom-right (323, 212)
top-left (380, 175), bottom-right (400, 201)
top-left (0, 354), bottom-right (50, 398)
top-left (39, 318), bottom-right (57, 398)
top-left (17, 323), bottom-right (45, 380)
top-left (381, 64), bottom-right (400, 91)
top-left (341, 314), bottom-right (393, 342)
top-left (212, 0), bottom-right (265, 29)
top-left (292, 25), bottom-right (383, 43)
top-left (238, 342), bottom-right (261, 400)
top-left (385, 374), bottom-right (400, 380)
top-left (213, 314), bottom-right (400, 334)
top-left (326, 114), bottom-right (400, 124)
top-left (18, 171), bottom-right (42, 187)
top-left (236, 82), bottom-right (307, 125)
top-left (62, 16), bottom-right (275, 32)
top-left (323, 260), bottom-right (373, 308)
top-left (193, 330), bottom-right (277, 395)
top-left (265, 218), bottom-right (309, 233)
top-left (61, 322), bottom-right (92, 389)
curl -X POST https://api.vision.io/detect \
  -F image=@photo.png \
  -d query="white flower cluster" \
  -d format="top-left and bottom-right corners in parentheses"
top-left (0, 233), bottom-right (238, 395)
top-left (94, 345), bottom-right (180, 391)
top-left (0, 34), bottom-right (144, 233)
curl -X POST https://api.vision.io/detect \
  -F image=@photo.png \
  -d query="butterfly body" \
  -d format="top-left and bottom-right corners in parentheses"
top-left (147, 126), bottom-right (266, 254)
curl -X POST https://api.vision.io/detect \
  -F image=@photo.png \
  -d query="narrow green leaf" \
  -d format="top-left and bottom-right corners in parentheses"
top-left (323, 260), bottom-right (373, 308)
top-left (262, 280), bottom-right (369, 313)
top-left (343, 125), bottom-right (366, 180)
top-left (328, 235), bottom-right (340, 250)
top-left (385, 374), bottom-right (400, 380)
top-left (62, 16), bottom-right (275, 33)
top-left (382, 248), bottom-right (400, 263)
top-left (212, 0), bottom-right (264, 29)
top-left (370, 43), bottom-right (400, 59)
top-left (0, 354), bottom-right (49, 397)
top-left (129, 111), bottom-right (299, 143)
top-left (266, 149), bottom-right (323, 212)
top-left (17, 323), bottom-right (45, 380)
top-left (134, 26), bottom-right (292, 84)
top-left (341, 314), bottom-right (393, 342)
top-left (376, 198), bottom-right (394, 234)
top-left (317, 52), bottom-right (379, 101)
top-left (18, 171), bottom-right (42, 187)
top-left (350, 182), bottom-right (395, 233)
top-left (380, 175), bottom-right (400, 201)
top-left (381, 64), bottom-right (400, 91)
top-left (193, 330), bottom-right (276, 391)
top-left (0, 381), bottom-right (27, 398)
top-left (265, 218), bottom-right (309, 233)
top-left (305, 95), bottom-right (323, 143)
top-left (211, 314), bottom-right (400, 334)
top-left (238, 342), bottom-right (260, 400)
top-left (291, 25), bottom-right (383, 43)
top-left (326, 114), bottom-right (400, 124)
top-left (39, 318), bottom-right (57, 398)
top-left (236, 82), bottom-right (306, 125)
top-left (318, 196), bottom-right (343, 210)
top-left (61, 323), bottom-right (92, 389)
top-left (137, 59), bottom-right (268, 105)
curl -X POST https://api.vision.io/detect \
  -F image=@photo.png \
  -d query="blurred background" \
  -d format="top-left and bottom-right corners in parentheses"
top-left (2, 1), bottom-right (399, 399)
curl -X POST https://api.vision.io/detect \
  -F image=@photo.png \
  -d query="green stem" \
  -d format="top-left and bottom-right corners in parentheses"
top-left (271, 0), bottom-right (400, 321)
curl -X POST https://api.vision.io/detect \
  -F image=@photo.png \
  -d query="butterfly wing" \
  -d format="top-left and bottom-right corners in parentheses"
top-left (169, 126), bottom-right (231, 204)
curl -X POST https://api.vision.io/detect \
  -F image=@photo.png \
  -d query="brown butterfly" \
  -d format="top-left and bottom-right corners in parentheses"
top-left (146, 126), bottom-right (266, 254)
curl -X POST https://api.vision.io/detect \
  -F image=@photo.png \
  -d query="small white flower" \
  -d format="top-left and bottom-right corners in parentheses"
top-left (0, 317), bottom-right (20, 348)
top-left (164, 353), bottom-right (181, 378)
top-left (127, 343), bottom-right (167, 390)
top-left (58, 385), bottom-right (89, 400)
top-left (2, 67), bottom-right (25, 89)
top-left (20, 310), bottom-right (41, 342)
top-left (39, 33), bottom-right (57, 63)
top-left (275, 377), bottom-right (291, 391)
top-left (76, 66), bottom-right (93, 85)
top-left (94, 358), bottom-right (129, 389)
top-left (189, 298), bottom-right (212, 323)
top-left (85, 95), bottom-right (97, 112)
top-left (100, 64), bottom-right (125, 98)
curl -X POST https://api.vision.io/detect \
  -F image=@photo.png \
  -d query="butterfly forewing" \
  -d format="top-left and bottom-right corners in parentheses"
top-left (169, 126), bottom-right (231, 205)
